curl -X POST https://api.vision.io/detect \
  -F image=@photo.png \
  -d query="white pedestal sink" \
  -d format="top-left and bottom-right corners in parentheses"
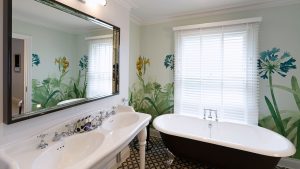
top-left (0, 112), bottom-right (151, 169)
top-left (32, 132), bottom-right (105, 169)
top-left (102, 113), bottom-right (139, 131)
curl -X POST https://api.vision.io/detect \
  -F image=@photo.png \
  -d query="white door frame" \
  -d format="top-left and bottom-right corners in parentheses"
top-left (12, 33), bottom-right (32, 113)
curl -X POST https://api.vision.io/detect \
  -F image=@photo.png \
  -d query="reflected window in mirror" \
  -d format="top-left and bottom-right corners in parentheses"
top-left (87, 35), bottom-right (113, 98)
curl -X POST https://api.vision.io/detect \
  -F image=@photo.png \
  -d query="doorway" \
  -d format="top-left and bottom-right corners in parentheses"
top-left (11, 33), bottom-right (32, 116)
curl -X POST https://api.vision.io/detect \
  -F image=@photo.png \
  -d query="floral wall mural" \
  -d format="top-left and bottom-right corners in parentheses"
top-left (128, 2), bottom-right (300, 162)
top-left (258, 48), bottom-right (300, 159)
top-left (130, 49), bottom-right (300, 159)
top-left (32, 55), bottom-right (88, 111)
top-left (32, 54), bottom-right (40, 67)
top-left (129, 55), bottom-right (174, 120)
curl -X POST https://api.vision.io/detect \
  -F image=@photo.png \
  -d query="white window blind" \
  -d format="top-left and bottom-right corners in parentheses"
top-left (174, 19), bottom-right (259, 125)
top-left (87, 37), bottom-right (113, 98)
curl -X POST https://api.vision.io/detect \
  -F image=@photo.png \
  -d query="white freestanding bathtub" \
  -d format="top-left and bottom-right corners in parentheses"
top-left (153, 114), bottom-right (296, 169)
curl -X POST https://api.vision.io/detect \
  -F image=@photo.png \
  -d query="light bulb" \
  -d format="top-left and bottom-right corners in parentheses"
top-left (79, 0), bottom-right (107, 6)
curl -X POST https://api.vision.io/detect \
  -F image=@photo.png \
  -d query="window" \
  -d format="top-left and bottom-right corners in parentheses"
top-left (174, 18), bottom-right (260, 125)
top-left (87, 36), bottom-right (113, 98)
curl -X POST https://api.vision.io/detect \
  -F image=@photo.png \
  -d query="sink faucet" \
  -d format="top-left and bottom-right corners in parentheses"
top-left (37, 134), bottom-right (48, 149)
top-left (52, 132), bottom-right (68, 142)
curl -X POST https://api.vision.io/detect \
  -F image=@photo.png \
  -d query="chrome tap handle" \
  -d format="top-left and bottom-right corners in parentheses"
top-left (91, 115), bottom-right (102, 127)
top-left (214, 110), bottom-right (218, 121)
top-left (52, 132), bottom-right (61, 142)
top-left (37, 133), bottom-right (47, 139)
top-left (37, 133), bottom-right (48, 149)
top-left (65, 123), bottom-right (75, 135)
top-left (111, 106), bottom-right (117, 115)
top-left (105, 111), bottom-right (110, 118)
top-left (99, 111), bottom-right (105, 120)
top-left (208, 110), bottom-right (213, 119)
top-left (210, 110), bottom-right (218, 121)
top-left (203, 109), bottom-right (210, 119)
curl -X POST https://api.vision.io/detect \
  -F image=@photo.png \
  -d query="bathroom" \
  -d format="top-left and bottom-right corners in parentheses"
top-left (1, 0), bottom-right (300, 169)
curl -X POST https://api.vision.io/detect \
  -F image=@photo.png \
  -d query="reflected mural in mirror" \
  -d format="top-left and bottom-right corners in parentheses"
top-left (3, 0), bottom-right (120, 124)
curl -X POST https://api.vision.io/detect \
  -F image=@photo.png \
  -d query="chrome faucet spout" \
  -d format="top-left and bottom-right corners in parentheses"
top-left (52, 132), bottom-right (68, 142)
top-left (203, 109), bottom-right (210, 120)
top-left (203, 109), bottom-right (218, 122)
top-left (211, 110), bottom-right (218, 122)
top-left (37, 134), bottom-right (48, 149)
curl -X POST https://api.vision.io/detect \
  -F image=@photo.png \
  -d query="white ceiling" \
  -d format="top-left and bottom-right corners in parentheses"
top-left (121, 0), bottom-right (300, 24)
top-left (12, 0), bottom-right (111, 34)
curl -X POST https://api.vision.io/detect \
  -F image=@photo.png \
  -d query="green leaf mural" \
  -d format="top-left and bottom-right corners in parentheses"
top-left (292, 76), bottom-right (300, 111)
top-left (32, 55), bottom-right (88, 111)
top-left (129, 55), bottom-right (174, 120)
top-left (258, 48), bottom-right (300, 159)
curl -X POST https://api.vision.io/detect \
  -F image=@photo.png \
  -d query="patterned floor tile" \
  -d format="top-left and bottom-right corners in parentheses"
top-left (118, 137), bottom-right (289, 169)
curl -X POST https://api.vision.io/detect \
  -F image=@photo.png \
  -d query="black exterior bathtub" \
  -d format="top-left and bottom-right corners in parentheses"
top-left (153, 114), bottom-right (295, 169)
top-left (160, 132), bottom-right (280, 169)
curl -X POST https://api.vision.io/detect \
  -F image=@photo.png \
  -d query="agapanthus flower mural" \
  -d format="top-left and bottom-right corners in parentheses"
top-left (258, 48), bottom-right (296, 136)
top-left (258, 48), bottom-right (296, 79)
top-left (79, 55), bottom-right (88, 70)
top-left (164, 54), bottom-right (175, 70)
top-left (32, 53), bottom-right (40, 66)
top-left (258, 48), bottom-right (300, 158)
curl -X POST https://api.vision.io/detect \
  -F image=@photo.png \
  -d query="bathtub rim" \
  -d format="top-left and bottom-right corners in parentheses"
top-left (153, 113), bottom-right (296, 158)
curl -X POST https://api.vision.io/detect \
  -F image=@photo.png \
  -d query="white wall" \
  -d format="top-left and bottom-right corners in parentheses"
top-left (13, 19), bottom-right (78, 81)
top-left (129, 21), bottom-right (140, 86)
top-left (0, 0), bottom-right (130, 145)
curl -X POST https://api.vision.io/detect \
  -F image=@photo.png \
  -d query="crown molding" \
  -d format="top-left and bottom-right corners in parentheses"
top-left (111, 0), bottom-right (137, 11)
top-left (130, 14), bottom-right (143, 25)
top-left (132, 0), bottom-right (300, 25)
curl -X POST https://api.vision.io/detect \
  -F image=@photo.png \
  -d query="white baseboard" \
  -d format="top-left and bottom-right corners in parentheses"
top-left (278, 157), bottom-right (300, 169)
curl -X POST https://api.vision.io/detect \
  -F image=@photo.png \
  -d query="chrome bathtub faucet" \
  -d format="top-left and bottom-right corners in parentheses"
top-left (203, 109), bottom-right (218, 122)
top-left (37, 134), bottom-right (48, 149)
top-left (211, 110), bottom-right (218, 122)
top-left (203, 109), bottom-right (210, 120)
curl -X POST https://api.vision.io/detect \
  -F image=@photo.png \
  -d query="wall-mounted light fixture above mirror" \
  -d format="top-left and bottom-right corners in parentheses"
top-left (78, 0), bottom-right (108, 6)
top-left (3, 0), bottom-right (120, 124)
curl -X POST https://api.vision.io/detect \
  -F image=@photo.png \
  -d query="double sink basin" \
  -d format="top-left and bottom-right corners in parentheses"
top-left (0, 112), bottom-right (151, 169)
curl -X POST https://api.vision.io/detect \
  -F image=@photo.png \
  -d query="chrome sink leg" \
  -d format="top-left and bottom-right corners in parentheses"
top-left (138, 127), bottom-right (147, 169)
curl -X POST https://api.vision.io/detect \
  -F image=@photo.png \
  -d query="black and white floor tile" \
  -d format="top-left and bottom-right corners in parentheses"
top-left (117, 137), bottom-right (288, 169)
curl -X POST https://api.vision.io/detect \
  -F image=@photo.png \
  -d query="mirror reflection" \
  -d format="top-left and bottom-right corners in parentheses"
top-left (11, 0), bottom-right (119, 120)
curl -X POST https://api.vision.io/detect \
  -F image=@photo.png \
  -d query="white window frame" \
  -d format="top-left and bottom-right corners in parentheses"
top-left (174, 18), bottom-right (261, 125)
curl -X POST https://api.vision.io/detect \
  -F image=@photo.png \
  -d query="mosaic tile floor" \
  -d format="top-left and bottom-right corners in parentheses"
top-left (117, 136), bottom-right (288, 169)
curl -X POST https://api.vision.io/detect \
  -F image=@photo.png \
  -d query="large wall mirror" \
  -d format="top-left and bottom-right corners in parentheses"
top-left (3, 0), bottom-right (120, 124)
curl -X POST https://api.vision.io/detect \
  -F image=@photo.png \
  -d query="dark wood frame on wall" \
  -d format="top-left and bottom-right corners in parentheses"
top-left (3, 0), bottom-right (121, 124)
top-left (3, 0), bottom-right (12, 124)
